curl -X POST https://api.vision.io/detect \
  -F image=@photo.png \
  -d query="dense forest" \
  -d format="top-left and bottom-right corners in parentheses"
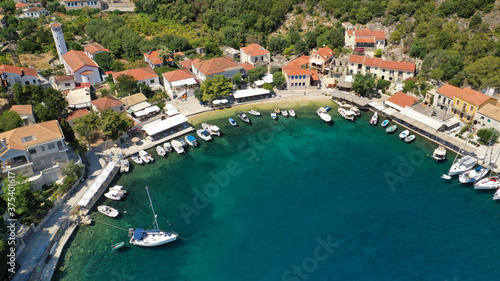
top-left (0, 0), bottom-right (499, 89)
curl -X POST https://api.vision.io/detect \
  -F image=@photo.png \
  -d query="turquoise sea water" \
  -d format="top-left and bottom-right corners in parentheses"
top-left (55, 104), bottom-right (500, 281)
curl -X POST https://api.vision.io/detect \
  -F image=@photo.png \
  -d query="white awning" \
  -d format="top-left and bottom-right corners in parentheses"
top-left (310, 59), bottom-right (323, 65)
top-left (129, 101), bottom-right (152, 112)
top-left (142, 114), bottom-right (188, 136)
top-left (400, 107), bottom-right (444, 130)
top-left (134, 105), bottom-right (160, 117)
top-left (384, 101), bottom-right (404, 111)
top-left (166, 108), bottom-right (180, 116)
top-left (233, 89), bottom-right (270, 99)
top-left (171, 78), bottom-right (198, 87)
top-left (78, 161), bottom-right (118, 207)
top-left (254, 80), bottom-right (265, 86)
top-left (262, 74), bottom-right (273, 84)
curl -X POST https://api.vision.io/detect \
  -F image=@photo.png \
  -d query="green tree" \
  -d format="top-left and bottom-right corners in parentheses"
top-left (273, 71), bottom-right (285, 88)
top-left (60, 119), bottom-right (76, 143)
top-left (304, 32), bottom-right (317, 49)
top-left (422, 50), bottom-right (464, 81)
top-left (115, 74), bottom-right (138, 97)
top-left (74, 111), bottom-right (101, 143)
top-left (13, 85), bottom-right (67, 122)
top-left (374, 49), bottom-right (383, 58)
top-left (232, 72), bottom-right (242, 89)
top-left (194, 88), bottom-right (204, 102)
top-left (94, 52), bottom-right (115, 72)
top-left (0, 110), bottom-right (22, 133)
top-left (352, 74), bottom-right (376, 97)
top-left (377, 79), bottom-right (390, 93)
top-left (247, 66), bottom-right (267, 83)
top-left (1, 174), bottom-right (33, 215)
top-left (201, 75), bottom-right (233, 102)
top-left (99, 109), bottom-right (134, 140)
top-left (262, 83), bottom-right (273, 91)
top-left (465, 56), bottom-right (500, 88)
top-left (402, 79), bottom-right (417, 93)
top-left (0, 239), bottom-right (9, 280)
top-left (477, 128), bottom-right (499, 145)
top-left (61, 160), bottom-right (84, 178)
top-left (293, 39), bottom-right (308, 54)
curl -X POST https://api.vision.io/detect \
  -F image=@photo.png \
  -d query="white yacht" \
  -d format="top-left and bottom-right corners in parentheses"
top-left (459, 167), bottom-right (489, 184)
top-left (248, 110), bottom-right (261, 116)
top-left (474, 176), bottom-right (500, 190)
top-left (338, 108), bottom-right (354, 121)
top-left (163, 142), bottom-right (172, 153)
top-left (178, 138), bottom-right (188, 147)
top-left (110, 185), bottom-right (127, 195)
top-left (369, 112), bottom-right (378, 125)
top-left (317, 107), bottom-right (332, 123)
top-left (120, 159), bottom-right (130, 173)
top-left (139, 150), bottom-right (154, 163)
top-left (202, 123), bottom-right (221, 136)
top-left (289, 109), bottom-right (296, 118)
top-left (448, 155), bottom-right (477, 176)
top-left (98, 205), bottom-right (119, 217)
top-left (171, 140), bottom-right (185, 154)
top-left (131, 153), bottom-right (143, 165)
top-left (197, 129), bottom-right (212, 141)
top-left (156, 145), bottom-right (166, 157)
top-left (493, 188), bottom-right (500, 200)
top-left (432, 146), bottom-right (447, 161)
top-left (130, 187), bottom-right (178, 247)
top-left (104, 190), bottom-right (124, 201)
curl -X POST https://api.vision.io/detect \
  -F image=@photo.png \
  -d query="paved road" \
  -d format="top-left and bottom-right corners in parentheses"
top-left (12, 151), bottom-right (105, 281)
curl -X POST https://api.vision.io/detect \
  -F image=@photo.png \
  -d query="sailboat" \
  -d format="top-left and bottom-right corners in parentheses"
top-left (130, 187), bottom-right (178, 247)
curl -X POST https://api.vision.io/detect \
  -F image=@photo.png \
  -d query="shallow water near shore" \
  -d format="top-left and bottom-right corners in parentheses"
top-left (55, 103), bottom-right (500, 280)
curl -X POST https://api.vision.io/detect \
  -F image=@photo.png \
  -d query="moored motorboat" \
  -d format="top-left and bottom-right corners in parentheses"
top-left (111, 242), bottom-right (125, 250)
top-left (178, 138), bottom-right (187, 147)
top-left (459, 166), bottom-right (489, 184)
top-left (448, 155), bottom-right (477, 176)
top-left (248, 110), bottom-right (261, 116)
top-left (274, 107), bottom-right (281, 114)
top-left (381, 120), bottom-right (389, 127)
top-left (163, 142), bottom-right (172, 153)
top-left (399, 130), bottom-right (410, 139)
top-left (131, 153), bottom-right (143, 165)
top-left (474, 176), bottom-right (500, 190)
top-left (120, 159), bottom-right (130, 173)
top-left (369, 112), bottom-right (378, 125)
top-left (386, 124), bottom-right (397, 133)
top-left (202, 123), bottom-right (221, 136)
top-left (171, 140), bottom-right (185, 154)
top-left (185, 135), bottom-right (198, 147)
top-left (271, 112), bottom-right (278, 120)
top-left (139, 150), bottom-right (154, 163)
top-left (156, 145), bottom-right (166, 157)
top-left (432, 146), bottom-right (447, 161)
top-left (282, 109), bottom-right (288, 117)
top-left (110, 185), bottom-right (127, 195)
top-left (104, 190), bottom-right (124, 201)
top-left (493, 188), bottom-right (500, 200)
top-left (350, 106), bottom-right (361, 116)
top-left (98, 205), bottom-right (119, 217)
top-left (238, 112), bottom-right (251, 124)
top-left (338, 108), bottom-right (354, 121)
top-left (289, 109), bottom-right (296, 118)
top-left (197, 129), bottom-right (212, 141)
top-left (404, 135), bottom-right (415, 143)
top-left (317, 107), bottom-right (332, 123)
top-left (229, 118), bottom-right (237, 126)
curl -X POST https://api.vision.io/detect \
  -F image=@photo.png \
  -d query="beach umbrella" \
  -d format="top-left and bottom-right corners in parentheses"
top-left (212, 100), bottom-right (221, 105)
top-left (220, 99), bottom-right (228, 104)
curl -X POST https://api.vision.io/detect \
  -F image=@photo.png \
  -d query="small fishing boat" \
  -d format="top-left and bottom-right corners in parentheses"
top-left (111, 242), bottom-right (125, 250)
top-left (338, 108), bottom-right (354, 121)
top-left (98, 205), bottom-right (119, 218)
top-left (459, 166), bottom-right (489, 184)
top-left (178, 138), bottom-right (187, 147)
top-left (274, 107), bottom-right (281, 114)
top-left (350, 106), bottom-right (361, 116)
top-left (139, 150), bottom-right (154, 163)
top-left (271, 112), bottom-right (278, 120)
top-left (131, 153), bottom-right (143, 165)
top-left (110, 185), bottom-right (127, 195)
top-left (404, 135), bottom-right (416, 143)
top-left (448, 155), bottom-right (477, 176)
top-left (317, 107), bottom-right (332, 123)
top-left (197, 129), bottom-right (212, 141)
top-left (432, 146), bottom-right (446, 161)
top-left (474, 176), bottom-right (500, 190)
top-left (399, 130), bottom-right (410, 139)
top-left (289, 109), bottom-right (296, 118)
top-left (104, 190), bottom-right (124, 201)
top-left (282, 109), bottom-right (288, 117)
top-left (238, 112), bottom-right (251, 124)
top-left (386, 125), bottom-right (397, 133)
top-left (171, 140), bottom-right (185, 154)
top-left (381, 120), bottom-right (389, 127)
top-left (248, 110), bottom-right (261, 116)
top-left (185, 135), bottom-right (198, 147)
top-left (229, 118), bottom-right (237, 126)
top-left (163, 142), bottom-right (172, 153)
top-left (324, 106), bottom-right (331, 112)
top-left (120, 159), bottom-right (130, 173)
top-left (493, 188), bottom-right (500, 200)
top-left (156, 145), bottom-right (166, 157)
top-left (202, 123), bottom-right (221, 136)
top-left (369, 112), bottom-right (378, 125)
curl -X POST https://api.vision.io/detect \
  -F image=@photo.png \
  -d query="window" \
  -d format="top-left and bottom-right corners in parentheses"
top-left (22, 135), bottom-right (36, 143)
top-left (25, 81), bottom-right (29, 85)
top-left (438, 95), bottom-right (441, 100)
top-left (41, 146), bottom-right (45, 152)
top-left (481, 116), bottom-right (484, 120)
top-left (488, 119), bottom-right (491, 122)
top-left (291, 76), bottom-right (294, 79)
top-left (295, 75), bottom-right (298, 79)
top-left (456, 100), bottom-right (460, 105)
top-left (375, 67), bottom-right (378, 70)
top-left (382, 69), bottom-right (386, 72)
top-left (470, 106), bottom-right (474, 111)
top-left (150, 79), bottom-right (154, 84)
top-left (29, 148), bottom-right (36, 155)
top-left (398, 71), bottom-right (403, 76)
top-left (467, 116), bottom-right (471, 121)
top-left (407, 71), bottom-right (411, 75)
top-left (33, 80), bottom-right (36, 84)
top-left (48, 144), bottom-right (55, 150)
top-left (65, 83), bottom-right (70, 87)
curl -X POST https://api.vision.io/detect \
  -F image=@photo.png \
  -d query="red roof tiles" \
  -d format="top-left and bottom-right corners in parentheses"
top-left (191, 57), bottom-right (242, 76)
top-left (348, 55), bottom-right (415, 72)
top-left (387, 92), bottom-right (419, 108)
top-left (66, 108), bottom-right (90, 121)
top-left (0, 64), bottom-right (37, 77)
top-left (241, 43), bottom-right (270, 57)
top-left (113, 66), bottom-right (158, 82)
top-left (84, 43), bottom-right (109, 55)
top-left (62, 50), bottom-right (98, 72)
top-left (162, 69), bottom-right (195, 82)
top-left (91, 97), bottom-right (124, 112)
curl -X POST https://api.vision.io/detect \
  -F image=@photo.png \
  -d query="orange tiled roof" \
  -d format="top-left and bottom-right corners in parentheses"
top-left (355, 38), bottom-right (375, 43)
top-left (241, 44), bottom-right (270, 57)
top-left (84, 43), bottom-right (109, 55)
top-left (347, 30), bottom-right (354, 35)
top-left (15, 3), bottom-right (29, 8)
top-left (62, 50), bottom-right (98, 72)
top-left (0, 64), bottom-right (37, 77)
top-left (113, 66), bottom-right (158, 82)
top-left (144, 50), bottom-right (173, 65)
top-left (162, 69), bottom-right (196, 82)
top-left (363, 57), bottom-right (382, 67)
top-left (355, 28), bottom-right (386, 40)
top-left (348, 55), bottom-right (415, 72)
top-left (387, 92), bottom-right (419, 108)
top-left (191, 57), bottom-right (242, 76)
top-left (0, 120), bottom-right (63, 156)
top-left (456, 87), bottom-right (493, 106)
top-left (54, 75), bottom-right (74, 83)
top-left (66, 108), bottom-right (90, 121)
top-left (477, 103), bottom-right (500, 121)
top-left (179, 59), bottom-right (193, 69)
top-left (49, 22), bottom-right (61, 28)
top-left (313, 46), bottom-right (334, 60)
top-left (348, 55), bottom-right (365, 64)
top-left (10, 105), bottom-right (33, 115)
top-left (91, 96), bottom-right (124, 111)
top-left (311, 69), bottom-right (320, 81)
top-left (241, 62), bottom-right (256, 71)
top-left (436, 84), bottom-right (460, 99)
top-left (283, 67), bottom-right (312, 76)
top-left (288, 55), bottom-right (310, 67)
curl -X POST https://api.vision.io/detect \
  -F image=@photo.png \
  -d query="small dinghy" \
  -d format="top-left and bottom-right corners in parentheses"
top-left (163, 142), bottom-right (172, 153)
top-left (289, 109), bottom-right (296, 118)
top-left (381, 120), bottom-right (389, 127)
top-left (271, 112), bottom-right (278, 120)
top-left (386, 125), bottom-right (397, 133)
top-left (493, 188), bottom-right (500, 200)
top-left (171, 140), bottom-right (185, 154)
top-left (274, 107), bottom-right (281, 114)
top-left (282, 109), bottom-right (288, 117)
top-left (399, 130), bottom-right (410, 139)
top-left (185, 135), bottom-right (198, 147)
top-left (317, 107), bottom-right (332, 123)
top-left (111, 242), bottom-right (125, 250)
top-left (248, 110), bottom-right (261, 116)
top-left (404, 135), bottom-right (416, 143)
top-left (238, 112), bottom-right (251, 124)
top-left (156, 145), bottom-right (166, 157)
top-left (229, 118), bottom-right (237, 126)
top-left (369, 112), bottom-right (378, 125)
top-left (131, 153), bottom-right (143, 165)
top-left (98, 205), bottom-right (119, 217)
top-left (350, 106), bottom-right (361, 116)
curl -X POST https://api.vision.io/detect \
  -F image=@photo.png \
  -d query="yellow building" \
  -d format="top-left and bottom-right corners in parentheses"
top-left (437, 85), bottom-right (497, 123)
